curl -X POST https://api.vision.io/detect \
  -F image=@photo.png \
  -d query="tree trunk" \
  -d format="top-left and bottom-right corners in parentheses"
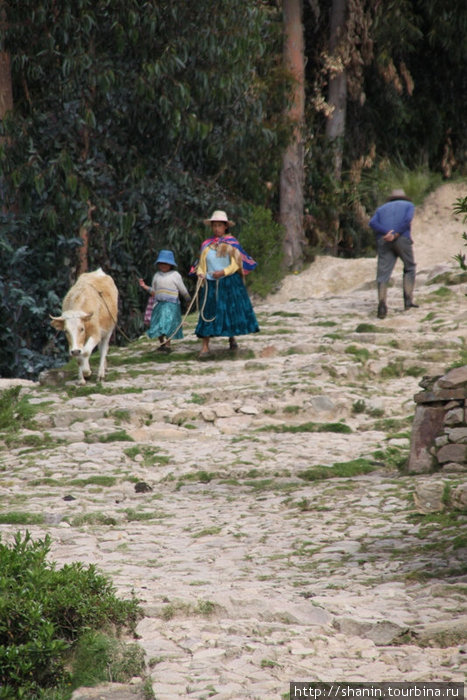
top-left (0, 51), bottom-right (13, 118)
top-left (280, 0), bottom-right (306, 271)
top-left (325, 0), bottom-right (348, 180)
top-left (77, 201), bottom-right (96, 276)
top-left (0, 1), bottom-right (13, 119)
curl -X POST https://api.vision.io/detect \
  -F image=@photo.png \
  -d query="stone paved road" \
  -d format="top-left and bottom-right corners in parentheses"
top-left (1, 253), bottom-right (467, 700)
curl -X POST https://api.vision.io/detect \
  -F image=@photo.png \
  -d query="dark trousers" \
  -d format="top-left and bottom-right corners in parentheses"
top-left (376, 237), bottom-right (416, 284)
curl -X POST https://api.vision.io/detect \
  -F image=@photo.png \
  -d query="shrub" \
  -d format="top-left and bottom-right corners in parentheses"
top-left (0, 531), bottom-right (143, 699)
top-left (237, 205), bottom-right (285, 298)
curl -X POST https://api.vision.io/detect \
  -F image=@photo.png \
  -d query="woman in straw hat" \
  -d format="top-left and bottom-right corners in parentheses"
top-left (194, 210), bottom-right (259, 359)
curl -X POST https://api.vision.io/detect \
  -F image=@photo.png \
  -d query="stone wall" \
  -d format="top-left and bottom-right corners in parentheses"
top-left (408, 366), bottom-right (467, 474)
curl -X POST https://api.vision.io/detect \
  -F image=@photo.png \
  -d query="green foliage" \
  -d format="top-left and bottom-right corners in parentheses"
top-left (454, 196), bottom-right (467, 272)
top-left (0, 511), bottom-right (45, 525)
top-left (0, 532), bottom-right (142, 698)
top-left (345, 345), bottom-right (370, 364)
top-left (237, 205), bottom-right (285, 297)
top-left (298, 458), bottom-right (380, 482)
top-left (0, 0), bottom-right (288, 379)
top-left (356, 161), bottom-right (443, 211)
top-left (0, 387), bottom-right (38, 432)
top-left (71, 631), bottom-right (145, 687)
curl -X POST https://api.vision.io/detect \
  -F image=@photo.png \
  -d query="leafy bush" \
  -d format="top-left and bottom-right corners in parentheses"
top-left (237, 205), bottom-right (285, 298)
top-left (0, 386), bottom-right (38, 433)
top-left (0, 0), bottom-right (288, 380)
top-left (0, 532), bottom-right (143, 699)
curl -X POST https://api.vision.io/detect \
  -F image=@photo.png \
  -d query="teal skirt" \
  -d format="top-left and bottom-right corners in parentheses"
top-left (195, 274), bottom-right (259, 338)
top-left (147, 301), bottom-right (183, 339)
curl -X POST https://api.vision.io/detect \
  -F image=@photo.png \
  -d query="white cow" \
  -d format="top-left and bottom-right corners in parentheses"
top-left (50, 268), bottom-right (118, 385)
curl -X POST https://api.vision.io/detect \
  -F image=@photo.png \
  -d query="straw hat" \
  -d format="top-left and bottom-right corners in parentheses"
top-left (203, 210), bottom-right (235, 227)
top-left (387, 188), bottom-right (411, 202)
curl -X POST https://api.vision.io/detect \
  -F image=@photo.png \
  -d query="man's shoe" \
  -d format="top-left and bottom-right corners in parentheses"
top-left (404, 301), bottom-right (419, 310)
top-left (377, 301), bottom-right (387, 319)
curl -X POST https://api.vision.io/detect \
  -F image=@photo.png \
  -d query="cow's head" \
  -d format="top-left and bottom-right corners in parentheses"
top-left (50, 311), bottom-right (93, 356)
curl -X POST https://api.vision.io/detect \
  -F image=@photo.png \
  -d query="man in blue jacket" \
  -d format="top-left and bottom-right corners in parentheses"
top-left (369, 188), bottom-right (418, 319)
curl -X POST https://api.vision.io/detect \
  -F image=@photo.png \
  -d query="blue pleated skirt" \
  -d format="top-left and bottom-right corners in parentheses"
top-left (147, 301), bottom-right (184, 339)
top-left (195, 274), bottom-right (259, 338)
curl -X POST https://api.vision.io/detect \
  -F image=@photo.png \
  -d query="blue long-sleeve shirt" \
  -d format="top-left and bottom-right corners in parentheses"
top-left (369, 199), bottom-right (415, 241)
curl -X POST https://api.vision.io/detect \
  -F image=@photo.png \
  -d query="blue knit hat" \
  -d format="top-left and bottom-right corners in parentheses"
top-left (155, 250), bottom-right (177, 267)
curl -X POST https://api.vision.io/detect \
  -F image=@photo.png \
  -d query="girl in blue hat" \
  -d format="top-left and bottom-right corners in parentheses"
top-left (139, 250), bottom-right (190, 352)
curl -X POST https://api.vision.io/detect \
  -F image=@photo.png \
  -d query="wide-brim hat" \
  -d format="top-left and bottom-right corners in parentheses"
top-left (203, 210), bottom-right (235, 227)
top-left (387, 188), bottom-right (411, 202)
top-left (155, 249), bottom-right (177, 267)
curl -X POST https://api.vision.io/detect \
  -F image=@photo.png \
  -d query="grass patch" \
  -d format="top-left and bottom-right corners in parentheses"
top-left (372, 446), bottom-right (408, 470)
top-left (192, 526), bottom-right (222, 538)
top-left (298, 458), bottom-right (381, 482)
top-left (86, 429), bottom-right (134, 443)
top-left (380, 360), bottom-right (405, 379)
top-left (0, 511), bottom-right (45, 525)
top-left (68, 475), bottom-right (117, 488)
top-left (405, 365), bottom-right (425, 377)
top-left (124, 445), bottom-right (169, 466)
top-left (355, 323), bottom-right (390, 333)
top-left (190, 393), bottom-right (207, 404)
top-left (428, 286), bottom-right (454, 299)
top-left (71, 512), bottom-right (118, 527)
top-left (64, 385), bottom-right (143, 398)
top-left (5, 431), bottom-right (67, 450)
top-left (372, 416), bottom-right (412, 432)
top-left (123, 508), bottom-right (168, 522)
top-left (109, 409), bottom-right (131, 423)
top-left (408, 509), bottom-right (467, 535)
top-left (159, 598), bottom-right (220, 620)
top-left (0, 387), bottom-right (38, 430)
top-left (71, 630), bottom-right (145, 687)
top-left (284, 405), bottom-right (301, 414)
top-left (345, 345), bottom-right (370, 363)
top-left (178, 470), bottom-right (214, 485)
top-left (270, 311), bottom-right (302, 318)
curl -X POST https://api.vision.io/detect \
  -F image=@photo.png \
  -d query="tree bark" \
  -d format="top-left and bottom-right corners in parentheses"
top-left (280, 0), bottom-right (306, 270)
top-left (77, 201), bottom-right (96, 276)
top-left (0, 1), bottom-right (13, 119)
top-left (0, 51), bottom-right (13, 118)
top-left (325, 0), bottom-right (348, 180)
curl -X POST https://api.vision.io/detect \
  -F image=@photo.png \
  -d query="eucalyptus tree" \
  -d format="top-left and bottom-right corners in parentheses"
top-left (280, 0), bottom-right (306, 269)
top-left (0, 1), bottom-right (12, 119)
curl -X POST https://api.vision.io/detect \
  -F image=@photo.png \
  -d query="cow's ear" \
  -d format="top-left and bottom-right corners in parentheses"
top-left (50, 315), bottom-right (65, 330)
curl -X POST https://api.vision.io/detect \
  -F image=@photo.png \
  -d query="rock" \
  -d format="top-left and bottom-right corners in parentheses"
top-left (259, 345), bottom-right (278, 358)
top-left (413, 480), bottom-right (446, 513)
top-left (201, 408), bottom-right (216, 422)
top-left (444, 408), bottom-right (465, 426)
top-left (408, 404), bottom-right (445, 473)
top-left (451, 482), bottom-right (467, 509)
top-left (237, 404), bottom-right (259, 415)
top-left (134, 482), bottom-right (152, 493)
top-left (438, 366), bottom-right (467, 388)
top-left (333, 618), bottom-right (408, 645)
top-left (412, 615), bottom-right (467, 647)
top-left (437, 443), bottom-right (467, 464)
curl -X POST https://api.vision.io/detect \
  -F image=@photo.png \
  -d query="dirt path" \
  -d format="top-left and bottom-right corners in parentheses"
top-left (1, 182), bottom-right (466, 700)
